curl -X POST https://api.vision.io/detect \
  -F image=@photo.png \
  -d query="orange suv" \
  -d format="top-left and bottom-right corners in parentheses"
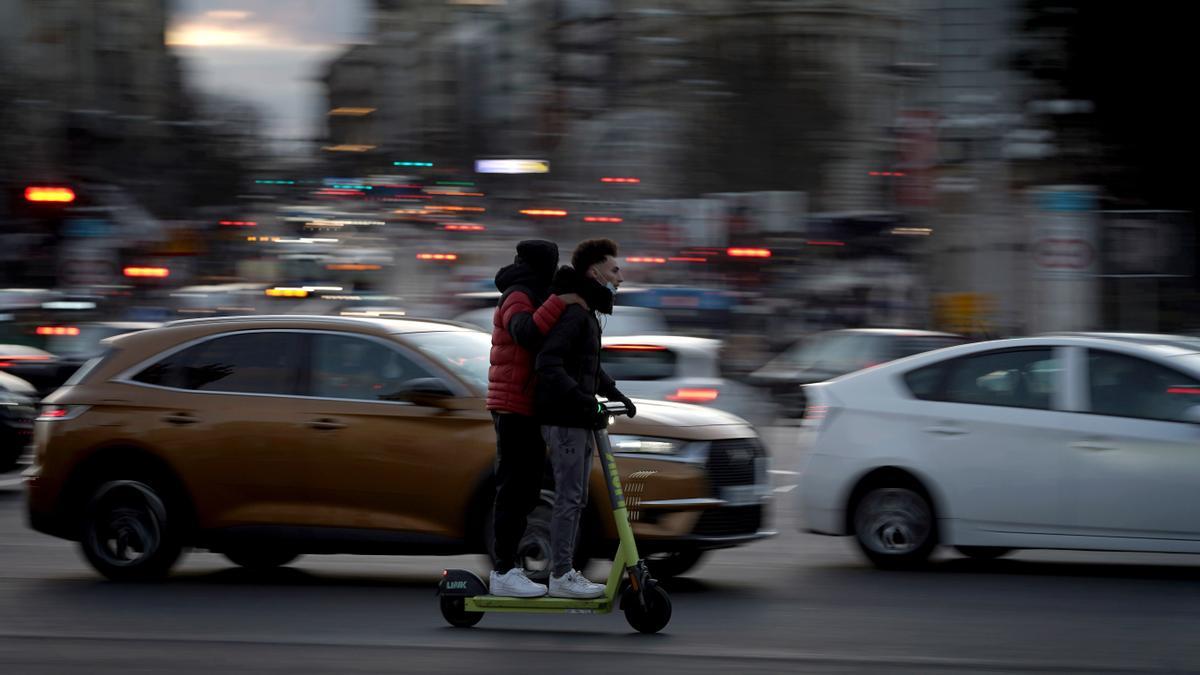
top-left (26, 315), bottom-right (773, 581)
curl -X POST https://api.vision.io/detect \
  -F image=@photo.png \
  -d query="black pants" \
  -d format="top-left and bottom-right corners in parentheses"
top-left (491, 412), bottom-right (547, 573)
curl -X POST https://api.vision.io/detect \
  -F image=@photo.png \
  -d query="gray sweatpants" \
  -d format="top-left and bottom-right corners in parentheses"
top-left (542, 425), bottom-right (595, 578)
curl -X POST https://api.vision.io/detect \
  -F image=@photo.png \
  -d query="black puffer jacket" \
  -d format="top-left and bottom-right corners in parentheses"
top-left (534, 265), bottom-right (624, 427)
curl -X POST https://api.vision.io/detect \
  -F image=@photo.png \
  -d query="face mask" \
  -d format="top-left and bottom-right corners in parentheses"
top-left (592, 269), bottom-right (617, 295)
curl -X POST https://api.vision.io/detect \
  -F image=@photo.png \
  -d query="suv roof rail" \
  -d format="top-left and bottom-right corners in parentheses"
top-left (162, 313), bottom-right (482, 331)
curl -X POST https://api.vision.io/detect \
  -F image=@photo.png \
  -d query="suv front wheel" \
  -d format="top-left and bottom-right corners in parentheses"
top-left (80, 480), bottom-right (183, 581)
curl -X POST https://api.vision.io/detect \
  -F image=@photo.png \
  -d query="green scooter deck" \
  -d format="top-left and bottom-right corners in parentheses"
top-left (467, 595), bottom-right (613, 614)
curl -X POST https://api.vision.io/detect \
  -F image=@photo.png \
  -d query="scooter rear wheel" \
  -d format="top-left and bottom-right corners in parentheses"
top-left (623, 585), bottom-right (672, 634)
top-left (440, 597), bottom-right (483, 628)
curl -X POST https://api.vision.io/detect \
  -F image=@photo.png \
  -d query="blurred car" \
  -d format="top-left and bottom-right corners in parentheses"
top-left (164, 283), bottom-right (268, 318)
top-left (1, 323), bottom-right (160, 395)
top-left (40, 321), bottom-right (161, 367)
top-left (454, 304), bottom-right (669, 337)
top-left (0, 344), bottom-right (62, 396)
top-left (751, 328), bottom-right (970, 417)
top-left (27, 315), bottom-right (773, 581)
top-left (601, 335), bottom-right (776, 430)
top-left (797, 332), bottom-right (1200, 569)
top-left (0, 371), bottom-right (37, 472)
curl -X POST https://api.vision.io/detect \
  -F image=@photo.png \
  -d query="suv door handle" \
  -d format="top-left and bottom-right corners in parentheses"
top-left (924, 425), bottom-right (967, 436)
top-left (163, 413), bottom-right (198, 426)
top-left (309, 418), bottom-right (346, 431)
top-left (1071, 439), bottom-right (1115, 452)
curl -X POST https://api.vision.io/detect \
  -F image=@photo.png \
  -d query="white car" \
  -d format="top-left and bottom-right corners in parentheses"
top-left (601, 335), bottom-right (776, 430)
top-left (797, 332), bottom-right (1200, 568)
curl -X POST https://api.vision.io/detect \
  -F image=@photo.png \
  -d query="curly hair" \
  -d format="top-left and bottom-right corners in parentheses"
top-left (571, 238), bottom-right (618, 273)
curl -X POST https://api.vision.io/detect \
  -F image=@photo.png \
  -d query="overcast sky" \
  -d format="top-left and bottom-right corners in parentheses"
top-left (167, 0), bottom-right (369, 150)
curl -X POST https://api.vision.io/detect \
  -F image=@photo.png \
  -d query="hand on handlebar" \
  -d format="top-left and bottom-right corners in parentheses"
top-left (601, 398), bottom-right (636, 419)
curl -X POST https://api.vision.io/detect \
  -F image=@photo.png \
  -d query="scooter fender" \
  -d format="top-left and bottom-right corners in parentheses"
top-left (438, 569), bottom-right (487, 597)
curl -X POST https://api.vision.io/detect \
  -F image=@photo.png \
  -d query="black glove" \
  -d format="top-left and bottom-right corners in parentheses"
top-left (616, 395), bottom-right (637, 418)
top-left (589, 403), bottom-right (611, 430)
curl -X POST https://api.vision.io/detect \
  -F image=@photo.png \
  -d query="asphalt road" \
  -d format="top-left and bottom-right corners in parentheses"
top-left (2, 427), bottom-right (1200, 674)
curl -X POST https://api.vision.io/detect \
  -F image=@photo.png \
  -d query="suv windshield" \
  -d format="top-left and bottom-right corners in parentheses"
top-left (404, 331), bottom-right (491, 391)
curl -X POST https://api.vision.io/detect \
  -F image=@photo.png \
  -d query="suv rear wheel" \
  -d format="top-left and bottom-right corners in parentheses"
top-left (80, 479), bottom-right (183, 581)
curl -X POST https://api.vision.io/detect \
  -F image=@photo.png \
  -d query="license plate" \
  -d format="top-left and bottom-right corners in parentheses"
top-left (720, 485), bottom-right (766, 507)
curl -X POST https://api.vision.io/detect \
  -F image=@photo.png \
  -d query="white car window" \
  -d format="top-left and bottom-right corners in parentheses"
top-left (905, 348), bottom-right (1060, 410)
top-left (1087, 349), bottom-right (1200, 422)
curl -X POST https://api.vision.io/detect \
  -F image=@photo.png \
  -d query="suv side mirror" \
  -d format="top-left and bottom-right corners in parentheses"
top-left (387, 378), bottom-right (455, 406)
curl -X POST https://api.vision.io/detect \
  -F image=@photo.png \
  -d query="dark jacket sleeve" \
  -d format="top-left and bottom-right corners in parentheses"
top-left (502, 292), bottom-right (564, 351)
top-left (536, 308), bottom-right (598, 413)
top-left (598, 366), bottom-right (624, 400)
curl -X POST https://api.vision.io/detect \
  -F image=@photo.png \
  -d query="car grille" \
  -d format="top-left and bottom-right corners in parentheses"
top-left (705, 438), bottom-right (765, 490)
top-left (693, 505), bottom-right (764, 537)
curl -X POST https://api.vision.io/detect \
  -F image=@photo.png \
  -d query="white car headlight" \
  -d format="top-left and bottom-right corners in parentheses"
top-left (609, 435), bottom-right (686, 455)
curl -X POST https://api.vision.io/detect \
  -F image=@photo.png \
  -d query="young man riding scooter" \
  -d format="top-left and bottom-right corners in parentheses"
top-left (535, 239), bottom-right (637, 599)
top-left (487, 240), bottom-right (587, 598)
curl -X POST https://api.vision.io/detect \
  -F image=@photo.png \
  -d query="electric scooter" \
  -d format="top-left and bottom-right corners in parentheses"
top-left (438, 401), bottom-right (672, 634)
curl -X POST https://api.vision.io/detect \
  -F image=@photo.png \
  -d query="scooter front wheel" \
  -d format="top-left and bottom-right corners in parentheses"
top-left (440, 596), bottom-right (484, 628)
top-left (623, 585), bottom-right (672, 634)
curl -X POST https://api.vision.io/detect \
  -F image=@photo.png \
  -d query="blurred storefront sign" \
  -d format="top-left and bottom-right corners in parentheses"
top-left (895, 110), bottom-right (937, 208)
top-left (63, 218), bottom-right (112, 238)
top-left (1099, 210), bottom-right (1193, 332)
top-left (58, 241), bottom-right (120, 289)
top-left (1027, 186), bottom-right (1100, 332)
top-left (1100, 210), bottom-right (1192, 278)
top-left (934, 292), bottom-right (996, 336)
top-left (1030, 186), bottom-right (1098, 278)
top-left (474, 159), bottom-right (550, 174)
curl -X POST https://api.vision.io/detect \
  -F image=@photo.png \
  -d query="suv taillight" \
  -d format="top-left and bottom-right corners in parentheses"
top-left (37, 405), bottom-right (90, 421)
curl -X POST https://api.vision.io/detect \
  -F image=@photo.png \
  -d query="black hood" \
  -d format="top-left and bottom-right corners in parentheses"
top-left (494, 240), bottom-right (559, 299)
top-left (550, 265), bottom-right (614, 314)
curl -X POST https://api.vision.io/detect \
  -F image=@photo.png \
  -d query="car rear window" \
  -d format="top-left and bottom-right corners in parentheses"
top-left (133, 332), bottom-right (304, 395)
top-left (903, 348), bottom-right (1059, 410)
top-left (600, 346), bottom-right (678, 381)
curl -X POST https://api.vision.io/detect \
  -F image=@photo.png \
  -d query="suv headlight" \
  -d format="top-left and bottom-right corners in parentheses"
top-left (609, 435), bottom-right (686, 456)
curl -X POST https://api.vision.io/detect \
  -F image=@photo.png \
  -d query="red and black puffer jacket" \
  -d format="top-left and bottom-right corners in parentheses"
top-left (487, 285), bottom-right (566, 416)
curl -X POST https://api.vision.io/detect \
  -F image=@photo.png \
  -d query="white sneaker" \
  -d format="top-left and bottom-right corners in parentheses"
top-left (549, 569), bottom-right (605, 599)
top-left (489, 568), bottom-right (547, 598)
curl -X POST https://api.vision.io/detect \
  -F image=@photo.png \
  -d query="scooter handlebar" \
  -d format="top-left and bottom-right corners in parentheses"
top-left (601, 400), bottom-right (631, 417)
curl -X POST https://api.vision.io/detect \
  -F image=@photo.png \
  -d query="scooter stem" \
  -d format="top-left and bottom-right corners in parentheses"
top-left (594, 428), bottom-right (643, 597)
